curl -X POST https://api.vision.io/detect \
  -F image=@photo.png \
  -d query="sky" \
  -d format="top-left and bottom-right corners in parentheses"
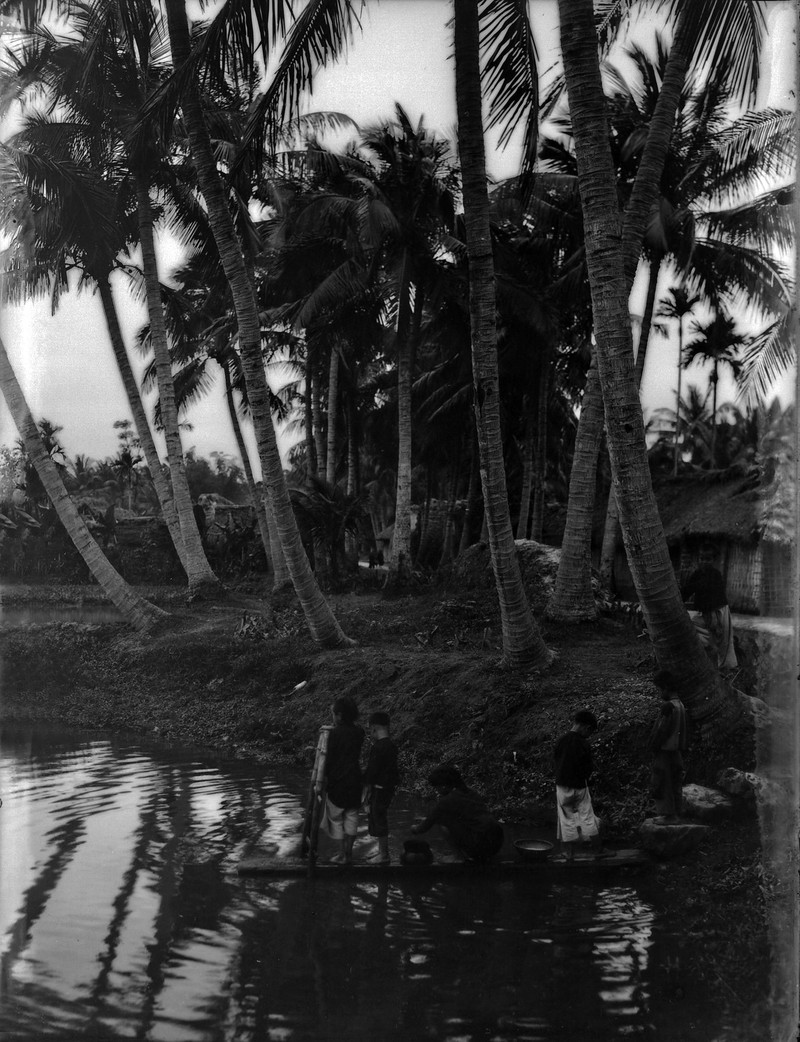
top-left (0, 0), bottom-right (795, 473)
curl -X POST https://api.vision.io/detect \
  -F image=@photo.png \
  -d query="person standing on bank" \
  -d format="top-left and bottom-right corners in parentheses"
top-left (648, 670), bottom-right (688, 824)
top-left (362, 711), bottom-right (400, 865)
top-left (553, 710), bottom-right (604, 860)
top-left (682, 543), bottom-right (737, 671)
top-left (324, 696), bottom-right (365, 864)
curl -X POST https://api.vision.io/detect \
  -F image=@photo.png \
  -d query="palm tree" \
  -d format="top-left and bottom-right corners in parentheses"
top-left (161, 0), bottom-right (352, 647)
top-left (453, 0), bottom-right (552, 669)
top-left (0, 332), bottom-right (166, 631)
top-left (683, 311), bottom-right (747, 468)
top-left (554, 0), bottom-right (760, 721)
top-left (656, 286), bottom-right (701, 476)
top-left (0, 12), bottom-right (215, 582)
top-left (546, 20), bottom-right (787, 615)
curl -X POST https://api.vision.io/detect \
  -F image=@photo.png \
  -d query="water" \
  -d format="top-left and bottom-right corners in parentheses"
top-left (0, 725), bottom-right (724, 1041)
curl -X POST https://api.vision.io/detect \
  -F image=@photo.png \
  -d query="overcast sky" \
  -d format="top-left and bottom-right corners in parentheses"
top-left (0, 0), bottom-right (794, 472)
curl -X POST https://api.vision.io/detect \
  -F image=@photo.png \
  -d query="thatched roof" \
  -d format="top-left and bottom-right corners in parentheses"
top-left (654, 469), bottom-right (794, 546)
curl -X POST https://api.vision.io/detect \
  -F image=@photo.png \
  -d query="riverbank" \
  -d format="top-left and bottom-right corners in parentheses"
top-left (0, 576), bottom-right (776, 1030)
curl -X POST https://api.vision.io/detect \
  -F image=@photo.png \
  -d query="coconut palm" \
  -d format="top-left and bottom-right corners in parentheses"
top-left (656, 286), bottom-right (702, 476)
top-left (683, 311), bottom-right (747, 469)
top-left (0, 332), bottom-right (166, 631)
top-left (161, 0), bottom-right (352, 646)
top-left (453, 0), bottom-right (552, 669)
top-left (554, 0), bottom-right (767, 721)
top-left (0, 11), bottom-right (218, 583)
top-left (545, 24), bottom-right (789, 616)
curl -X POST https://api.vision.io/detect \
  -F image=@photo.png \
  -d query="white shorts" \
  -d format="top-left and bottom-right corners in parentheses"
top-left (325, 798), bottom-right (359, 838)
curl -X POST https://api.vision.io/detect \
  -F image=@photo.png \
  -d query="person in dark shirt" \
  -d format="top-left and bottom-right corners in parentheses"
top-left (362, 711), bottom-right (400, 865)
top-left (324, 696), bottom-right (365, 864)
top-left (410, 765), bottom-right (504, 862)
top-left (682, 543), bottom-right (737, 670)
top-left (647, 670), bottom-right (688, 824)
top-left (553, 710), bottom-right (604, 860)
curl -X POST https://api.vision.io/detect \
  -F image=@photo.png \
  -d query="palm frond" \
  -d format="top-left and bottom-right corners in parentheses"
top-left (738, 313), bottom-right (795, 406)
top-left (688, 109), bottom-right (795, 202)
top-left (294, 259), bottom-right (370, 328)
top-left (684, 0), bottom-right (766, 106)
top-left (240, 0), bottom-right (365, 164)
top-left (481, 0), bottom-right (538, 180)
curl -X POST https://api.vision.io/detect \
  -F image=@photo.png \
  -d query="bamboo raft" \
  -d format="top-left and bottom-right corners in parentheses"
top-left (237, 847), bottom-right (651, 877)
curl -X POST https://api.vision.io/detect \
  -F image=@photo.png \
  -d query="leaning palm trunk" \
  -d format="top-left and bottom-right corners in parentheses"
top-left (0, 333), bottom-right (166, 632)
top-left (558, 0), bottom-right (731, 722)
top-left (164, 0), bottom-right (349, 646)
top-left (97, 276), bottom-right (187, 573)
top-left (552, 5), bottom-right (692, 618)
top-left (135, 176), bottom-right (220, 597)
top-left (599, 255), bottom-right (662, 589)
top-left (222, 364), bottom-right (273, 572)
top-left (454, 0), bottom-right (552, 669)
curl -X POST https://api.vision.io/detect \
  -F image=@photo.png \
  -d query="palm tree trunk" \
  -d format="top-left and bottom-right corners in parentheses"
top-left (620, 6), bottom-right (692, 284)
top-left (222, 363), bottom-right (273, 571)
top-left (599, 255), bottom-right (662, 588)
top-left (673, 318), bottom-right (684, 476)
top-left (530, 361), bottom-right (549, 542)
top-left (345, 400), bottom-right (358, 563)
top-left (265, 493), bottom-right (290, 589)
top-left (135, 175), bottom-right (220, 597)
top-left (325, 343), bottom-right (339, 487)
top-left (458, 430), bottom-right (481, 556)
top-left (515, 411), bottom-right (533, 540)
top-left (164, 0), bottom-right (350, 646)
top-left (454, 0), bottom-right (552, 669)
top-left (0, 333), bottom-right (165, 632)
top-left (547, 352), bottom-right (603, 621)
top-left (553, 6), bottom-right (693, 619)
top-left (97, 276), bottom-right (187, 573)
top-left (438, 455), bottom-right (461, 569)
top-left (304, 362), bottom-right (317, 477)
top-left (558, 0), bottom-right (730, 721)
top-left (311, 366), bottom-right (326, 478)
top-left (710, 365), bottom-right (718, 467)
top-left (391, 254), bottom-right (414, 577)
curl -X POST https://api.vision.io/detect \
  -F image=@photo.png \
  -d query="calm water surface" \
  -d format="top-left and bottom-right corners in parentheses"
top-left (0, 725), bottom-right (727, 1041)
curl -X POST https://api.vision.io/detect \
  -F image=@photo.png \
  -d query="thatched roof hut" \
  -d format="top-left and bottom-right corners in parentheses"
top-left (652, 470), bottom-right (794, 616)
top-left (654, 476), bottom-right (762, 547)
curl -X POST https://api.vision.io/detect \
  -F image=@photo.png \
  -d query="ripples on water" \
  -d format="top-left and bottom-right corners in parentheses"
top-left (0, 726), bottom-right (719, 1040)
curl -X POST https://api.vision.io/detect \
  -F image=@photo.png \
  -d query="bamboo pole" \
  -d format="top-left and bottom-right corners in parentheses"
top-left (300, 724), bottom-right (332, 874)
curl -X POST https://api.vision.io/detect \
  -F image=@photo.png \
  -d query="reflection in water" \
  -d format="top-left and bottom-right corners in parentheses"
top-left (0, 725), bottom-right (720, 1040)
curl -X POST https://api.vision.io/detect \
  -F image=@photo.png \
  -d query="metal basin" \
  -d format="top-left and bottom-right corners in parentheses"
top-left (514, 839), bottom-right (554, 862)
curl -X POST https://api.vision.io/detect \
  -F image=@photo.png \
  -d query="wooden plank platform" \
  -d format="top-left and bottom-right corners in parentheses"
top-left (237, 848), bottom-right (650, 877)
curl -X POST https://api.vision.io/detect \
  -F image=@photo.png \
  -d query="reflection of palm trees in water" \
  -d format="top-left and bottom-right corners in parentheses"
top-left (85, 797), bottom-right (160, 1032)
top-left (0, 816), bottom-right (86, 1015)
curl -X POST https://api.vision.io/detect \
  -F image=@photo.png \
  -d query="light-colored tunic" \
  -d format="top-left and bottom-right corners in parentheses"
top-left (556, 785), bottom-right (599, 843)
